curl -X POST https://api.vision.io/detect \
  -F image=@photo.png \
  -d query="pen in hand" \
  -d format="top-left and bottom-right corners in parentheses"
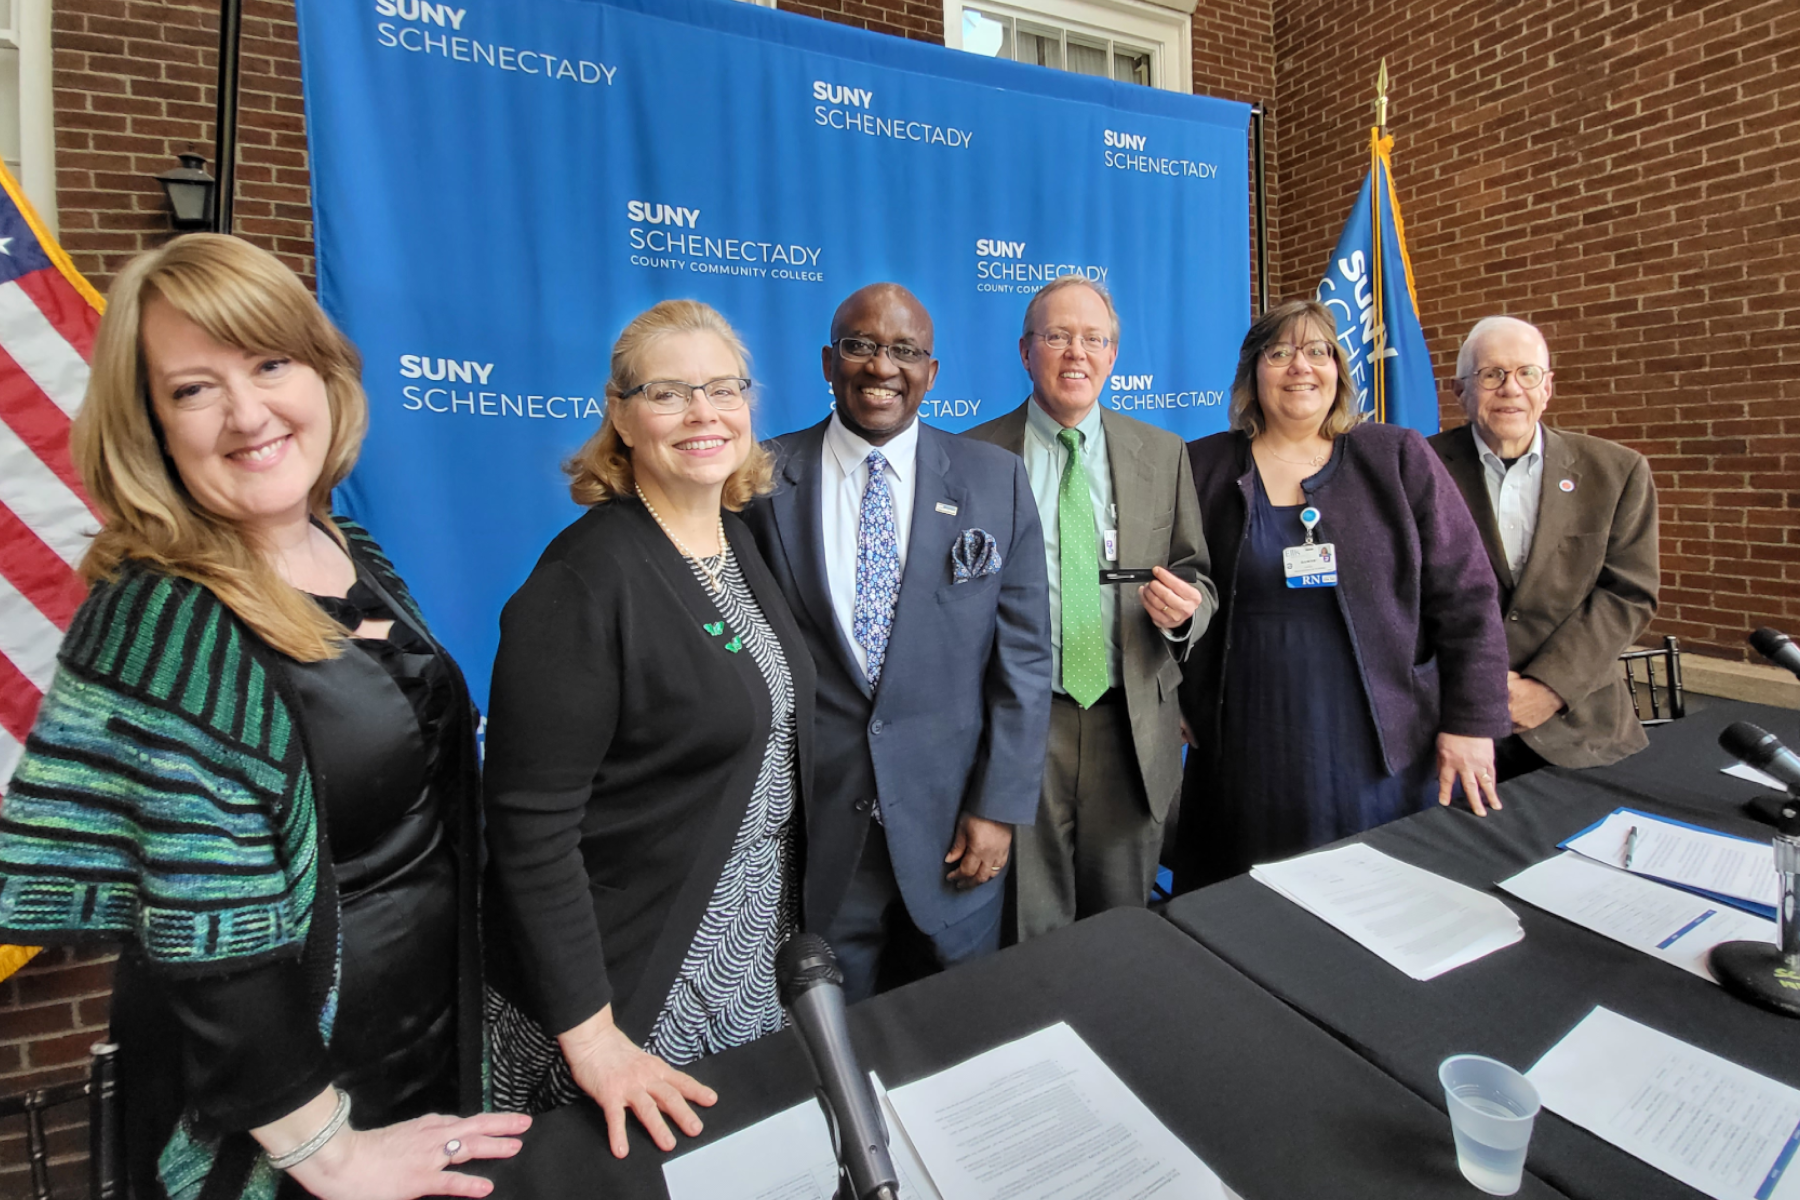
top-left (1623, 825), bottom-right (1639, 869)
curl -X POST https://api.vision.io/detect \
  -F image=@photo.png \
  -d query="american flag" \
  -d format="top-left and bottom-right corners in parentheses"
top-left (0, 164), bottom-right (103, 799)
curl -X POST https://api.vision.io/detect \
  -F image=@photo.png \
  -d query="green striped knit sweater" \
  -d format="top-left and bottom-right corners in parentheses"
top-left (0, 518), bottom-right (431, 1200)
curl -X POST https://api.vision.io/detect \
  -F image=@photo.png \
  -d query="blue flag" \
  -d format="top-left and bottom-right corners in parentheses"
top-left (1317, 130), bottom-right (1437, 432)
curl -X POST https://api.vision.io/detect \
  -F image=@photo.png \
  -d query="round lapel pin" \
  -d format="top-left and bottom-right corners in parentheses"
top-left (1559, 479), bottom-right (1575, 492)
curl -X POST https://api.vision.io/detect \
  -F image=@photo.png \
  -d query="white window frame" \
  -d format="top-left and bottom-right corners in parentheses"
top-left (0, 0), bottom-right (55, 231)
top-left (943, 0), bottom-right (1192, 94)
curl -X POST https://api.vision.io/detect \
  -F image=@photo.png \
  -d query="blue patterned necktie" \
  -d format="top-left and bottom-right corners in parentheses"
top-left (853, 449), bottom-right (902, 685)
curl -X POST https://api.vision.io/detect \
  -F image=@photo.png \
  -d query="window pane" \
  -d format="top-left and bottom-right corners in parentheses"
top-left (962, 9), bottom-right (1009, 58)
top-left (1014, 22), bottom-right (1060, 70)
top-left (1114, 46), bottom-right (1152, 86)
top-left (0, 43), bottom-right (17, 180)
top-left (1066, 34), bottom-right (1108, 78)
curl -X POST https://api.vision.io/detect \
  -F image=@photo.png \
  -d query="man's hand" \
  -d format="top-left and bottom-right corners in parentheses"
top-left (1139, 566), bottom-right (1202, 631)
top-left (1507, 671), bottom-right (1564, 733)
top-left (944, 813), bottom-right (1012, 890)
top-left (557, 1005), bottom-right (716, 1158)
top-left (1436, 732), bottom-right (1501, 816)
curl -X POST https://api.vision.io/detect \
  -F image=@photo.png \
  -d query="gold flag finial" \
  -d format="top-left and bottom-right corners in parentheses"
top-left (1375, 58), bottom-right (1389, 132)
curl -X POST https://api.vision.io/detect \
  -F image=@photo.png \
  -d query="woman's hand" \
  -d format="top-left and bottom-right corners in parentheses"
top-left (1436, 732), bottom-right (1501, 815)
top-left (258, 1089), bottom-right (531, 1200)
top-left (558, 1004), bottom-right (717, 1158)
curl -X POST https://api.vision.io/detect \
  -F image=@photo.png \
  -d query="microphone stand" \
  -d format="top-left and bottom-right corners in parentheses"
top-left (1708, 786), bottom-right (1800, 1018)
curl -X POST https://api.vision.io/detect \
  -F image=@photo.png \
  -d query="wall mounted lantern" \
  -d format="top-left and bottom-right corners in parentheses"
top-left (155, 154), bottom-right (217, 231)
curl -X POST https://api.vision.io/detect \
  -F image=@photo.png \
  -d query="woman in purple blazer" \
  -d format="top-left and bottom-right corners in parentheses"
top-left (1174, 300), bottom-right (1510, 891)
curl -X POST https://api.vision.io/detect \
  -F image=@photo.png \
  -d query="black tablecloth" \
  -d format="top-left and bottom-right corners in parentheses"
top-left (478, 907), bottom-right (1568, 1198)
top-left (1165, 697), bottom-right (1800, 1200)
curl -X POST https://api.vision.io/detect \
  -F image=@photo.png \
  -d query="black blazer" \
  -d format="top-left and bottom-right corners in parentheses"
top-left (482, 499), bottom-right (815, 1041)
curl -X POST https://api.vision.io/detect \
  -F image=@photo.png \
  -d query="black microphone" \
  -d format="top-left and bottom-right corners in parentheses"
top-left (776, 934), bottom-right (899, 1200)
top-left (1720, 721), bottom-right (1800, 797)
top-left (1751, 628), bottom-right (1800, 682)
top-left (1711, 722), bottom-right (1800, 1018)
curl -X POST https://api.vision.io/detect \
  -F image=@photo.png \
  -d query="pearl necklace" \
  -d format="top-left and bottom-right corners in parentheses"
top-left (636, 486), bottom-right (729, 593)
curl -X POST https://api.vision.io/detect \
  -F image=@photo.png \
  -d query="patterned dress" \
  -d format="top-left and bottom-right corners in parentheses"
top-left (643, 546), bottom-right (800, 1061)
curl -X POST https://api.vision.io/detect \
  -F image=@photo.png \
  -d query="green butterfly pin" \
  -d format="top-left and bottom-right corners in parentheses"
top-left (724, 636), bottom-right (743, 653)
top-left (703, 622), bottom-right (724, 636)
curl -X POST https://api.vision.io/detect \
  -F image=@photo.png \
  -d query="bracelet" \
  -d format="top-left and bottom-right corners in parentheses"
top-left (267, 1087), bottom-right (353, 1171)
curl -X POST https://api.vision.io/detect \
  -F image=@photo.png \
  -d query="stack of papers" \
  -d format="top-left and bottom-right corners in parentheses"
top-left (1723, 761), bottom-right (1788, 792)
top-left (1499, 852), bottom-right (1777, 982)
top-left (663, 1022), bottom-right (1238, 1200)
top-left (1562, 809), bottom-right (1779, 919)
top-left (1251, 843), bottom-right (1523, 980)
top-left (1528, 1007), bottom-right (1800, 1200)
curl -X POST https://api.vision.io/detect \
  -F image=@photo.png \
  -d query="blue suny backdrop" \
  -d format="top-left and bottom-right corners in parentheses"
top-left (297, 0), bottom-right (1252, 706)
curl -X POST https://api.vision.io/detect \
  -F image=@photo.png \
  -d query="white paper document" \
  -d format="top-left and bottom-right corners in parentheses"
top-left (662, 1083), bottom-right (943, 1200)
top-left (885, 1022), bottom-right (1233, 1200)
top-left (1564, 810), bottom-right (1779, 911)
top-left (1527, 1006), bottom-right (1800, 1200)
top-left (1724, 761), bottom-right (1789, 792)
top-left (1251, 843), bottom-right (1523, 980)
top-left (1499, 852), bottom-right (1778, 980)
top-left (664, 1026), bottom-right (1234, 1200)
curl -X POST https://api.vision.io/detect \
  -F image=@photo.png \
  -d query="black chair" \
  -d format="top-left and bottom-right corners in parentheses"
top-left (1621, 635), bottom-right (1685, 726)
top-left (0, 1042), bottom-right (123, 1200)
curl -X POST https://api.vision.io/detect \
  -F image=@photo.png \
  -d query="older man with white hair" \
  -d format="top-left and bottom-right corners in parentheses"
top-left (1429, 316), bottom-right (1660, 780)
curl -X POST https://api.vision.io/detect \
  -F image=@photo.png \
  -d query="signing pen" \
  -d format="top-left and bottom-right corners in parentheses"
top-left (1624, 825), bottom-right (1639, 869)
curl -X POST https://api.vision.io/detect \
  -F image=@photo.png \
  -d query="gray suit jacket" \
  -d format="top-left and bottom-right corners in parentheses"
top-left (964, 403), bottom-right (1216, 818)
top-left (1430, 423), bottom-right (1660, 768)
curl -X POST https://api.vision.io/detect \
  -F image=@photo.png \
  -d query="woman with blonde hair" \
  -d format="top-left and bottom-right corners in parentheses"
top-left (0, 234), bottom-right (528, 1200)
top-left (482, 299), bottom-right (814, 1158)
top-left (1174, 299), bottom-right (1510, 890)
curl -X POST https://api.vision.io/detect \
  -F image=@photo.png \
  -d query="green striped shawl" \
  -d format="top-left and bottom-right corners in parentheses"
top-left (0, 518), bottom-right (434, 1200)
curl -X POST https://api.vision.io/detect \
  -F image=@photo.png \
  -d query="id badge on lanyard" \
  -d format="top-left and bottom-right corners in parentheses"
top-left (1283, 505), bottom-right (1338, 588)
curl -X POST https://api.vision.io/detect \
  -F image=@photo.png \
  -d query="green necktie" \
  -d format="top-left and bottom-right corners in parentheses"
top-left (1057, 427), bottom-right (1106, 708)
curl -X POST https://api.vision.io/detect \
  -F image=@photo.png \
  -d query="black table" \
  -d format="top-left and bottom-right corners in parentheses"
top-left (1165, 697), bottom-right (1800, 1200)
top-left (479, 907), bottom-right (1568, 1198)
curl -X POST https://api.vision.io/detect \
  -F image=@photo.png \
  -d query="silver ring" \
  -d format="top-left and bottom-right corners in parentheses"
top-left (444, 1138), bottom-right (462, 1157)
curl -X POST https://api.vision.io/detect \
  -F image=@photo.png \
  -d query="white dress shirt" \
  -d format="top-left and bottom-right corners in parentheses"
top-left (821, 411), bottom-right (919, 681)
top-left (1474, 423), bottom-right (1545, 578)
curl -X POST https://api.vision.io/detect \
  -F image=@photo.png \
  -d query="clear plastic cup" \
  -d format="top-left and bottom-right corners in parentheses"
top-left (1438, 1054), bottom-right (1541, 1195)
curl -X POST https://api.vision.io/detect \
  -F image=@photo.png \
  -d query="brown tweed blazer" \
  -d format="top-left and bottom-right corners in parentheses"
top-left (1430, 423), bottom-right (1660, 768)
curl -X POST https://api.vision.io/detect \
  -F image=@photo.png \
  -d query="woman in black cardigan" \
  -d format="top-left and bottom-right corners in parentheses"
top-left (482, 300), bottom-right (815, 1159)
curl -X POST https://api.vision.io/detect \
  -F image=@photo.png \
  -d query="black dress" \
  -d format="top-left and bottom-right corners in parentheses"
top-left (1187, 469), bottom-right (1437, 885)
top-left (113, 573), bottom-right (463, 1197)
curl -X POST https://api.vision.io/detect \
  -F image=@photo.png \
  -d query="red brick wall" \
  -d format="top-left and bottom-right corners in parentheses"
top-left (778, 0), bottom-right (945, 42)
top-left (0, 948), bottom-right (115, 1198)
top-left (1192, 0), bottom-right (1279, 309)
top-left (1271, 0), bottom-right (1800, 656)
top-left (51, 0), bottom-right (312, 294)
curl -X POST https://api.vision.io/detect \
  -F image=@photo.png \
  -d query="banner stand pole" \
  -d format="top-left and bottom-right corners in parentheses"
top-left (212, 0), bottom-right (242, 235)
top-left (1251, 103), bottom-right (1268, 316)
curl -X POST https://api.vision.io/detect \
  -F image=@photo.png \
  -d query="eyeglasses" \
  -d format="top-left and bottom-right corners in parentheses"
top-left (621, 376), bottom-right (752, 414)
top-left (1261, 341), bottom-right (1334, 366)
top-left (1466, 365), bottom-right (1548, 391)
top-left (1032, 330), bottom-right (1113, 353)
top-left (834, 337), bottom-right (932, 366)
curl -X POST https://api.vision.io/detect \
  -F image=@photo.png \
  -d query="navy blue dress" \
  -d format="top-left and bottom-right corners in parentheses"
top-left (1190, 468), bottom-right (1437, 884)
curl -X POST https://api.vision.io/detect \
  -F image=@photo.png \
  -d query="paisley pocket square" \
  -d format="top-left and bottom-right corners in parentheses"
top-left (950, 528), bottom-right (1003, 583)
